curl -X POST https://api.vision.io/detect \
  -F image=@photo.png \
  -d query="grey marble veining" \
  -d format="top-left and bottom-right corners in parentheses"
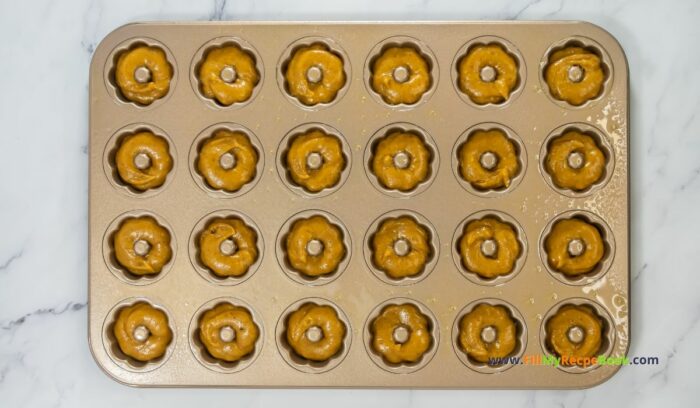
top-left (0, 0), bottom-right (698, 406)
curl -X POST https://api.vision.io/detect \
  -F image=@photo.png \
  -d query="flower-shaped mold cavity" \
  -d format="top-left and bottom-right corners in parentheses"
top-left (103, 123), bottom-right (176, 197)
top-left (452, 210), bottom-right (528, 286)
top-left (451, 36), bottom-right (526, 108)
top-left (189, 122), bottom-right (265, 198)
top-left (451, 298), bottom-right (527, 373)
top-left (189, 210), bottom-right (264, 286)
top-left (275, 210), bottom-right (351, 286)
top-left (275, 298), bottom-right (352, 373)
top-left (364, 36), bottom-right (439, 109)
top-left (103, 37), bottom-right (177, 108)
top-left (189, 297), bottom-right (264, 373)
top-left (364, 123), bottom-right (439, 198)
top-left (277, 36), bottom-right (351, 110)
top-left (540, 36), bottom-right (613, 109)
top-left (276, 122), bottom-right (352, 198)
top-left (539, 210), bottom-right (615, 286)
top-left (363, 209), bottom-right (439, 285)
top-left (452, 122), bottom-right (527, 197)
top-left (190, 36), bottom-right (263, 109)
top-left (102, 210), bottom-right (176, 285)
top-left (540, 123), bottom-right (615, 197)
top-left (102, 298), bottom-right (175, 372)
top-left (540, 298), bottom-right (615, 373)
top-left (363, 298), bottom-right (439, 374)
top-left (364, 36), bottom-right (440, 110)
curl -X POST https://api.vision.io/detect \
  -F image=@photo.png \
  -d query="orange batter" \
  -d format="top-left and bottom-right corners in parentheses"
top-left (113, 302), bottom-right (172, 362)
top-left (197, 129), bottom-right (259, 192)
top-left (546, 305), bottom-right (603, 364)
top-left (545, 131), bottom-right (606, 191)
top-left (198, 303), bottom-right (259, 362)
top-left (113, 216), bottom-right (172, 276)
top-left (371, 46), bottom-right (431, 105)
top-left (545, 46), bottom-right (605, 106)
top-left (285, 43), bottom-right (346, 105)
top-left (458, 304), bottom-right (517, 363)
top-left (285, 215), bottom-right (346, 277)
top-left (458, 44), bottom-right (519, 105)
top-left (285, 130), bottom-right (345, 193)
top-left (115, 45), bottom-right (172, 105)
top-left (372, 131), bottom-right (431, 192)
top-left (115, 131), bottom-right (173, 191)
top-left (286, 303), bottom-right (346, 361)
top-left (371, 216), bottom-right (431, 279)
top-left (459, 217), bottom-right (520, 279)
top-left (458, 129), bottom-right (519, 190)
top-left (198, 217), bottom-right (259, 278)
top-left (198, 44), bottom-right (260, 106)
top-left (545, 218), bottom-right (604, 275)
top-left (371, 303), bottom-right (432, 364)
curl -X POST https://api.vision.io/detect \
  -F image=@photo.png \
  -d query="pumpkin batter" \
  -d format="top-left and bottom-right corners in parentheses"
top-left (458, 44), bottom-right (519, 105)
top-left (198, 303), bottom-right (259, 362)
top-left (198, 44), bottom-right (260, 106)
top-left (115, 45), bottom-right (172, 105)
top-left (458, 304), bottom-right (517, 363)
top-left (458, 129), bottom-right (520, 190)
top-left (459, 217), bottom-right (521, 279)
top-left (545, 46), bottom-right (605, 106)
top-left (284, 43), bottom-right (346, 105)
top-left (546, 304), bottom-right (603, 364)
top-left (285, 129), bottom-right (345, 192)
top-left (199, 217), bottom-right (259, 278)
top-left (371, 46), bottom-right (431, 105)
top-left (115, 131), bottom-right (173, 191)
top-left (197, 129), bottom-right (259, 192)
top-left (371, 216), bottom-right (431, 279)
top-left (113, 302), bottom-right (172, 362)
top-left (371, 303), bottom-right (432, 364)
top-left (285, 215), bottom-right (346, 277)
top-left (372, 131), bottom-right (431, 192)
top-left (113, 216), bottom-right (172, 276)
top-left (545, 131), bottom-right (606, 191)
top-left (545, 218), bottom-right (605, 275)
top-left (286, 303), bottom-right (346, 362)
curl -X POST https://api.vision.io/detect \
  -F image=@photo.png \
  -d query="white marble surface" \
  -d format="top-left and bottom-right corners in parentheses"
top-left (1, 0), bottom-right (698, 406)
